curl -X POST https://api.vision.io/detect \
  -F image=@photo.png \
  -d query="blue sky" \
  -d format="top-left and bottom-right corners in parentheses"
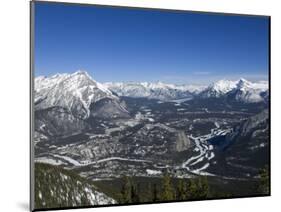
top-left (34, 2), bottom-right (269, 84)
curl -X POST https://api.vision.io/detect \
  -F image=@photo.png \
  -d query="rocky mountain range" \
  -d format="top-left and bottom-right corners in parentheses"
top-left (104, 78), bottom-right (268, 103)
top-left (34, 70), bottom-right (270, 206)
top-left (103, 81), bottom-right (205, 100)
top-left (199, 78), bottom-right (268, 103)
top-left (36, 71), bottom-right (268, 105)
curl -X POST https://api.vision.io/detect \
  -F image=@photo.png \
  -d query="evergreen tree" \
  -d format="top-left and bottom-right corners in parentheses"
top-left (120, 175), bottom-right (132, 203)
top-left (186, 176), bottom-right (209, 199)
top-left (131, 181), bottom-right (140, 203)
top-left (146, 183), bottom-right (153, 202)
top-left (177, 178), bottom-right (187, 200)
top-left (161, 173), bottom-right (174, 201)
top-left (258, 166), bottom-right (269, 194)
top-left (186, 178), bottom-right (197, 200)
top-left (152, 183), bottom-right (158, 202)
top-left (197, 176), bottom-right (209, 199)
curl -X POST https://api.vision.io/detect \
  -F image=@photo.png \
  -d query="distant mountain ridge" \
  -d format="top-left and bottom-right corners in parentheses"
top-left (35, 71), bottom-right (268, 106)
top-left (104, 81), bottom-right (206, 100)
top-left (104, 78), bottom-right (268, 103)
top-left (199, 78), bottom-right (268, 103)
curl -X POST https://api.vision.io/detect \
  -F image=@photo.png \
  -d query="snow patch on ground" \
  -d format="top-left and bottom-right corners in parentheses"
top-left (35, 157), bottom-right (67, 166)
top-left (146, 169), bottom-right (162, 175)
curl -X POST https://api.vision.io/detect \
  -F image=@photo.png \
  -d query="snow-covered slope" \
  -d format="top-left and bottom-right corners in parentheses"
top-left (199, 80), bottom-right (237, 98)
top-left (230, 79), bottom-right (268, 103)
top-left (104, 81), bottom-right (206, 100)
top-left (35, 71), bottom-right (120, 119)
top-left (34, 163), bottom-right (116, 209)
top-left (199, 78), bottom-right (268, 103)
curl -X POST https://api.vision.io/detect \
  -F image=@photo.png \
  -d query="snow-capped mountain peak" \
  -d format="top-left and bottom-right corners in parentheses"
top-left (236, 78), bottom-right (252, 89)
top-left (35, 71), bottom-right (120, 119)
top-left (199, 78), bottom-right (268, 103)
top-left (211, 79), bottom-right (237, 93)
top-left (200, 79), bottom-right (237, 98)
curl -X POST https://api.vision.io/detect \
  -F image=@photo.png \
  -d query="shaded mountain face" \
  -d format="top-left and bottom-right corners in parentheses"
top-left (207, 109), bottom-right (269, 178)
top-left (35, 107), bottom-right (88, 137)
top-left (240, 109), bottom-right (269, 136)
top-left (89, 98), bottom-right (130, 119)
top-left (34, 163), bottom-right (116, 209)
top-left (34, 71), bottom-right (130, 136)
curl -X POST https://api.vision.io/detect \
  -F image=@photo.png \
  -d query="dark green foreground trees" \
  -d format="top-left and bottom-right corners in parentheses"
top-left (118, 173), bottom-right (210, 204)
top-left (258, 166), bottom-right (270, 194)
